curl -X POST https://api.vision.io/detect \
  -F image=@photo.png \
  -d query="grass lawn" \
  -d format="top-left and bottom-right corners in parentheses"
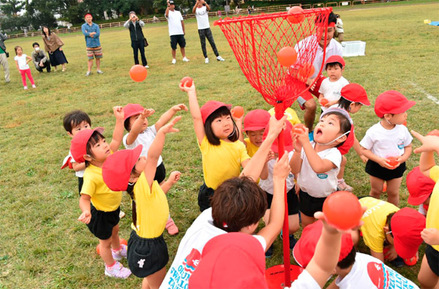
top-left (1, 1), bottom-right (438, 287)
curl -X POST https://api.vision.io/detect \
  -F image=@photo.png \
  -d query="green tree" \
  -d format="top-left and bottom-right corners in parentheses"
top-left (0, 0), bottom-right (25, 16)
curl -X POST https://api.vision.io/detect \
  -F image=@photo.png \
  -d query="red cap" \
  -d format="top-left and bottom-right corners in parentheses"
top-left (102, 146), bottom-right (143, 191)
top-left (84, 13), bottom-right (92, 18)
top-left (123, 103), bottom-right (144, 121)
top-left (341, 83), bottom-right (370, 106)
top-left (243, 109), bottom-right (271, 131)
top-left (406, 166), bottom-right (435, 205)
top-left (292, 220), bottom-right (353, 268)
top-left (70, 127), bottom-right (104, 163)
top-left (188, 233), bottom-right (268, 289)
top-left (374, 90), bottom-right (416, 118)
top-left (391, 208), bottom-right (426, 259)
top-left (200, 101), bottom-right (232, 124)
top-left (325, 55), bottom-right (345, 69)
top-left (262, 120), bottom-right (293, 153)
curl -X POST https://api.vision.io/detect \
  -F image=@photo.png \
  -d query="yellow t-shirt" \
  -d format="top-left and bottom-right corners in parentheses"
top-left (132, 173), bottom-right (169, 239)
top-left (359, 197), bottom-right (399, 254)
top-left (428, 166), bottom-right (439, 251)
top-left (81, 164), bottom-right (123, 212)
top-left (200, 136), bottom-right (250, 190)
top-left (244, 138), bottom-right (259, 157)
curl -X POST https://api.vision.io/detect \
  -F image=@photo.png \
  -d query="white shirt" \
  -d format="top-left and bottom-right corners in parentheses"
top-left (123, 125), bottom-right (163, 166)
top-left (336, 18), bottom-right (344, 33)
top-left (286, 270), bottom-right (320, 289)
top-left (195, 6), bottom-right (210, 30)
top-left (260, 151), bottom-right (295, 194)
top-left (166, 10), bottom-right (184, 36)
top-left (360, 122), bottom-right (413, 158)
top-left (67, 151), bottom-right (85, 178)
top-left (335, 253), bottom-right (419, 289)
top-left (298, 143), bottom-right (341, 198)
top-left (160, 208), bottom-right (266, 289)
top-left (14, 54), bottom-right (29, 70)
top-left (319, 76), bottom-right (349, 110)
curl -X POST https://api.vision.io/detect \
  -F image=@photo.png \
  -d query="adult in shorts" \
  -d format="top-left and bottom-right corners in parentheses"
top-left (81, 13), bottom-right (103, 76)
top-left (165, 0), bottom-right (189, 64)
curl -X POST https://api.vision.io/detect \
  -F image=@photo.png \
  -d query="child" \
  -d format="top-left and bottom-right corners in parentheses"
top-left (71, 107), bottom-right (130, 279)
top-left (335, 83), bottom-right (370, 191)
top-left (406, 166), bottom-right (435, 216)
top-left (242, 109), bottom-right (271, 157)
top-left (411, 131), bottom-right (439, 289)
top-left (290, 107), bottom-right (353, 227)
top-left (354, 196), bottom-right (425, 266)
top-left (180, 81), bottom-right (251, 212)
top-left (102, 116), bottom-right (181, 289)
top-left (160, 116), bottom-right (287, 289)
top-left (360, 90), bottom-right (415, 206)
top-left (14, 46), bottom-right (36, 89)
top-left (318, 55), bottom-right (349, 111)
top-left (122, 102), bottom-right (188, 235)
top-left (260, 121), bottom-right (299, 257)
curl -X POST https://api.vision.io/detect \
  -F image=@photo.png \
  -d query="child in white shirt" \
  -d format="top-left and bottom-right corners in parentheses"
top-left (14, 46), bottom-right (36, 89)
top-left (318, 55), bottom-right (348, 110)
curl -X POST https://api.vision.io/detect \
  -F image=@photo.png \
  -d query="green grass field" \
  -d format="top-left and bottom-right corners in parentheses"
top-left (1, 1), bottom-right (439, 288)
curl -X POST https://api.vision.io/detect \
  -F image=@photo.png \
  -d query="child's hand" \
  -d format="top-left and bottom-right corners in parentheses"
top-left (172, 103), bottom-right (188, 112)
top-left (296, 126), bottom-right (309, 145)
top-left (421, 228), bottom-right (439, 246)
top-left (113, 106), bottom-right (124, 120)
top-left (412, 130), bottom-right (439, 154)
top-left (384, 245), bottom-right (398, 261)
top-left (360, 155), bottom-right (368, 163)
top-left (141, 108), bottom-right (155, 118)
top-left (169, 171), bottom-right (181, 184)
top-left (266, 115), bottom-right (288, 141)
top-left (272, 152), bottom-right (291, 180)
top-left (78, 211), bottom-right (91, 224)
top-left (179, 81), bottom-right (196, 93)
top-left (159, 116), bottom-right (182, 134)
top-left (377, 157), bottom-right (395, 169)
top-left (266, 150), bottom-right (277, 162)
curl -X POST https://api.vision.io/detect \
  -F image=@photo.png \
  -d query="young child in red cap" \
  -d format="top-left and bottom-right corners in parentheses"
top-left (102, 116), bottom-right (181, 289)
top-left (242, 109), bottom-right (271, 157)
top-left (410, 130), bottom-right (439, 288)
top-left (71, 106), bottom-right (131, 279)
top-left (360, 90), bottom-right (415, 206)
top-left (318, 55), bottom-right (349, 110)
top-left (180, 80), bottom-right (252, 212)
top-left (290, 108), bottom-right (354, 227)
top-left (407, 166), bottom-right (435, 216)
top-left (122, 102), bottom-right (188, 235)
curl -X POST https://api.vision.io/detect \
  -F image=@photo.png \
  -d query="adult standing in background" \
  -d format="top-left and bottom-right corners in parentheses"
top-left (335, 14), bottom-right (344, 42)
top-left (31, 42), bottom-right (51, 73)
top-left (0, 32), bottom-right (10, 83)
top-left (124, 11), bottom-right (148, 68)
top-left (81, 14), bottom-right (103, 76)
top-left (192, 0), bottom-right (225, 64)
top-left (165, 0), bottom-right (189, 64)
top-left (41, 26), bottom-right (68, 72)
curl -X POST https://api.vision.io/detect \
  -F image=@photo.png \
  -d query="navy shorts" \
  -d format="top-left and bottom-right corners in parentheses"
top-left (170, 35), bottom-right (186, 50)
top-left (86, 204), bottom-right (120, 240)
top-left (154, 162), bottom-right (166, 184)
top-left (299, 189), bottom-right (327, 217)
top-left (365, 160), bottom-right (406, 181)
top-left (198, 183), bottom-right (214, 212)
top-left (425, 244), bottom-right (439, 276)
top-left (266, 186), bottom-right (299, 215)
top-left (127, 230), bottom-right (169, 278)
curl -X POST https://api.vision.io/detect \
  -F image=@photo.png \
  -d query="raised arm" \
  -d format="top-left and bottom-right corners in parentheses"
top-left (412, 130), bottom-right (439, 177)
top-left (110, 106), bottom-right (125, 152)
top-left (180, 82), bottom-right (205, 145)
top-left (155, 104), bottom-right (188, 131)
top-left (126, 108), bottom-right (155, 145)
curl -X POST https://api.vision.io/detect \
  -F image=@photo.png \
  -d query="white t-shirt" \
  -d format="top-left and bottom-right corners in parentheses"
top-left (298, 143), bottom-right (341, 198)
top-left (335, 253), bottom-right (419, 289)
top-left (166, 10), bottom-right (184, 36)
top-left (160, 208), bottom-right (266, 289)
top-left (286, 270), bottom-right (321, 289)
top-left (360, 122), bottom-right (413, 158)
top-left (260, 151), bottom-right (295, 194)
top-left (195, 6), bottom-right (210, 30)
top-left (336, 18), bottom-right (344, 33)
top-left (123, 125), bottom-right (163, 166)
top-left (66, 151), bottom-right (85, 177)
top-left (14, 54), bottom-right (29, 70)
top-left (319, 76), bottom-right (349, 110)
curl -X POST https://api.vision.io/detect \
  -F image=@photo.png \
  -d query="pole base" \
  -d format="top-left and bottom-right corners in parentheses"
top-left (265, 264), bottom-right (303, 288)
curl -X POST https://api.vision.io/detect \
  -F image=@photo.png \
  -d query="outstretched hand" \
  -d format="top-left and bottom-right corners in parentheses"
top-left (179, 82), bottom-right (196, 94)
top-left (78, 211), bottom-right (91, 224)
top-left (159, 116), bottom-right (182, 134)
top-left (113, 106), bottom-right (124, 120)
top-left (411, 130), bottom-right (439, 154)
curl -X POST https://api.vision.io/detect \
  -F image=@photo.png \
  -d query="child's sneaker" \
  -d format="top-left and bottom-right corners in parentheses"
top-left (182, 57), bottom-right (189, 62)
top-left (171, 58), bottom-right (176, 64)
top-left (23, 86), bottom-right (28, 90)
top-left (119, 210), bottom-right (125, 219)
top-left (216, 55), bottom-right (225, 61)
top-left (112, 244), bottom-right (128, 261)
top-left (166, 217), bottom-right (179, 235)
top-left (289, 235), bottom-right (297, 250)
top-left (265, 244), bottom-right (274, 258)
top-left (32, 84), bottom-right (36, 89)
top-left (337, 179), bottom-right (353, 192)
top-left (97, 70), bottom-right (104, 74)
top-left (205, 58), bottom-right (209, 64)
top-left (105, 261), bottom-right (131, 279)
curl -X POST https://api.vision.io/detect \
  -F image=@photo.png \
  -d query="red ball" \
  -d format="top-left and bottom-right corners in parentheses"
top-left (293, 123), bottom-right (306, 134)
top-left (129, 65), bottom-right (148, 82)
top-left (277, 46), bottom-right (297, 67)
top-left (323, 191), bottom-right (363, 230)
top-left (120, 237), bottom-right (128, 246)
top-left (386, 156), bottom-right (399, 169)
top-left (297, 63), bottom-right (315, 82)
top-left (287, 6), bottom-right (305, 24)
top-left (231, 106), bottom-right (244, 118)
top-left (319, 98), bottom-right (329, 106)
top-left (427, 129), bottom-right (439, 137)
top-left (180, 76), bottom-right (193, 87)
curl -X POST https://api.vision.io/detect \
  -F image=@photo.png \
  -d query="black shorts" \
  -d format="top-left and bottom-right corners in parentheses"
top-left (365, 160), bottom-right (406, 181)
top-left (266, 187), bottom-right (299, 215)
top-left (299, 189), bottom-right (327, 217)
top-left (425, 244), bottom-right (439, 276)
top-left (198, 183), bottom-right (215, 212)
top-left (154, 162), bottom-right (166, 184)
top-left (78, 177), bottom-right (84, 196)
top-left (170, 35), bottom-right (186, 50)
top-left (86, 204), bottom-right (120, 240)
top-left (127, 230), bottom-right (169, 278)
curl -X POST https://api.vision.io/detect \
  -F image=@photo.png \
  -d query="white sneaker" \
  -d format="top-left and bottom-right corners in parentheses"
top-left (85, 71), bottom-right (91, 76)
top-left (144, 65), bottom-right (149, 69)
top-left (23, 86), bottom-right (28, 90)
top-left (32, 84), bottom-right (36, 88)
top-left (182, 57), bottom-right (189, 62)
top-left (217, 56), bottom-right (225, 61)
top-left (112, 244), bottom-right (128, 261)
top-left (97, 70), bottom-right (104, 74)
top-left (105, 261), bottom-right (131, 279)
top-left (119, 210), bottom-right (125, 219)
top-left (205, 58), bottom-right (209, 64)
top-left (171, 59), bottom-right (176, 64)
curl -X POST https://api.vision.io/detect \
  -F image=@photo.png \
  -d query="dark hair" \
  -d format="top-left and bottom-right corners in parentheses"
top-left (322, 111), bottom-right (351, 147)
top-left (204, 106), bottom-right (239, 145)
top-left (325, 62), bottom-right (343, 70)
top-left (85, 131), bottom-right (105, 167)
top-left (14, 46), bottom-right (22, 54)
top-left (315, 11), bottom-right (337, 26)
top-left (41, 26), bottom-right (51, 37)
top-left (211, 177), bottom-right (267, 233)
top-left (124, 117), bottom-right (134, 132)
top-left (337, 97), bottom-right (352, 111)
top-left (32, 42), bottom-right (40, 48)
top-left (386, 212), bottom-right (396, 236)
top-left (63, 110), bottom-right (92, 133)
top-left (337, 247), bottom-right (356, 269)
